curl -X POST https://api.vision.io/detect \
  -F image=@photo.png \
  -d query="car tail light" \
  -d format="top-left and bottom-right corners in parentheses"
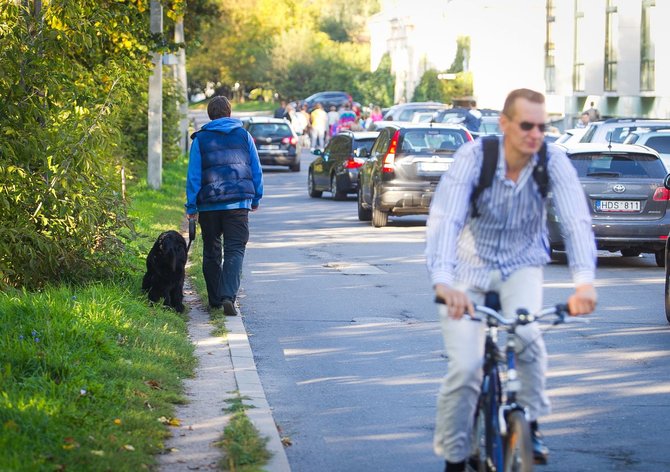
top-left (281, 136), bottom-right (297, 145)
top-left (653, 187), bottom-right (670, 201)
top-left (344, 157), bottom-right (364, 169)
top-left (383, 131), bottom-right (400, 173)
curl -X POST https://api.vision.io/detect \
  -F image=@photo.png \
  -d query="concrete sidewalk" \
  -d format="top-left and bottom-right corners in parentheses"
top-left (158, 282), bottom-right (290, 471)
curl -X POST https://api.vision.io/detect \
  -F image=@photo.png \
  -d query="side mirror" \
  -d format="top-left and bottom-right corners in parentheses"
top-left (312, 149), bottom-right (322, 156)
top-left (664, 173), bottom-right (670, 190)
top-left (354, 147), bottom-right (369, 158)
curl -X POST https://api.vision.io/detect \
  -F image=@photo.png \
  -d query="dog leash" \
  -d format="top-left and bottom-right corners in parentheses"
top-left (187, 218), bottom-right (196, 253)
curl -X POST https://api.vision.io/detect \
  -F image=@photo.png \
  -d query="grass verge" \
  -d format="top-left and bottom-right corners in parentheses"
top-left (0, 155), bottom-right (269, 471)
top-left (216, 393), bottom-right (271, 472)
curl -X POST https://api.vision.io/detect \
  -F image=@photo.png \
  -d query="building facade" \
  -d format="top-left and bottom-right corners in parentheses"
top-left (369, 0), bottom-right (670, 128)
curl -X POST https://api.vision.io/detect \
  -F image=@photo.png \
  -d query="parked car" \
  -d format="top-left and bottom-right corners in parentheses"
top-left (308, 130), bottom-right (380, 200)
top-left (243, 117), bottom-right (301, 172)
top-left (663, 174), bottom-right (670, 323)
top-left (578, 117), bottom-right (670, 144)
top-left (357, 123), bottom-right (473, 227)
top-left (555, 127), bottom-right (588, 145)
top-left (547, 143), bottom-right (670, 266)
top-left (623, 129), bottom-right (670, 170)
top-left (382, 102), bottom-right (447, 122)
top-left (300, 91), bottom-right (354, 112)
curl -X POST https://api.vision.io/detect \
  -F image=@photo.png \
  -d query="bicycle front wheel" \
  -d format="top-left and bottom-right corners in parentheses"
top-left (503, 410), bottom-right (533, 472)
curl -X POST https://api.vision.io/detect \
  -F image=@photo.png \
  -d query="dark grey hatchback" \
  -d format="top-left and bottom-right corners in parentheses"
top-left (243, 117), bottom-right (301, 172)
top-left (548, 143), bottom-right (670, 266)
top-left (357, 123), bottom-right (473, 227)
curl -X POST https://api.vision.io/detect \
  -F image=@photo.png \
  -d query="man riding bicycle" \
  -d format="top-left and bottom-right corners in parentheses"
top-left (425, 88), bottom-right (597, 471)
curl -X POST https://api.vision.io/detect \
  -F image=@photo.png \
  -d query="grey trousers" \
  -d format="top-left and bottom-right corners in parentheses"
top-left (434, 267), bottom-right (551, 462)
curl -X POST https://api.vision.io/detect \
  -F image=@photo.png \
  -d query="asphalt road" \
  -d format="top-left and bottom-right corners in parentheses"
top-left (239, 147), bottom-right (670, 472)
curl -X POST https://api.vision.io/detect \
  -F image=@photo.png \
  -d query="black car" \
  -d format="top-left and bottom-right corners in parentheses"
top-left (308, 130), bottom-right (379, 200)
top-left (243, 117), bottom-right (301, 172)
top-left (357, 123), bottom-right (473, 227)
top-left (547, 143), bottom-right (670, 266)
top-left (301, 91), bottom-right (354, 112)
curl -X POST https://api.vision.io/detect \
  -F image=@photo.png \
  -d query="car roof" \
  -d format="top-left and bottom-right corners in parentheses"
top-left (338, 130), bottom-right (380, 139)
top-left (377, 122), bottom-right (469, 131)
top-left (247, 117), bottom-right (290, 124)
top-left (628, 129), bottom-right (670, 137)
top-left (557, 142), bottom-right (660, 156)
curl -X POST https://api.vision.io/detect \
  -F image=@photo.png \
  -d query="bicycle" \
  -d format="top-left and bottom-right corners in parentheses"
top-left (436, 293), bottom-right (583, 472)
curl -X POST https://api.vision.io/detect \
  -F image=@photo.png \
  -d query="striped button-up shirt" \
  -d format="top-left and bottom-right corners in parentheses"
top-left (425, 138), bottom-right (596, 290)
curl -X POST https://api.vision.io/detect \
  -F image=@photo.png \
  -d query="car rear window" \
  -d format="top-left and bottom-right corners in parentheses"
top-left (399, 129), bottom-right (468, 153)
top-left (248, 123), bottom-right (292, 137)
top-left (353, 138), bottom-right (376, 153)
top-left (644, 136), bottom-right (670, 154)
top-left (569, 153), bottom-right (667, 178)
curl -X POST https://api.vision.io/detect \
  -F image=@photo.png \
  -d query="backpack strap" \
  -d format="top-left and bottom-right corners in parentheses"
top-left (470, 136), bottom-right (499, 218)
top-left (532, 141), bottom-right (549, 198)
top-left (471, 138), bottom-right (550, 218)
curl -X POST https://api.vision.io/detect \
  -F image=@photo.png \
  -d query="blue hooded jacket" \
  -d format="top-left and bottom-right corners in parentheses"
top-left (186, 117), bottom-right (263, 214)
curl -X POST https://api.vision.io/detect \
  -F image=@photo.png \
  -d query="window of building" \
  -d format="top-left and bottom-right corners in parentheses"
top-left (573, 0), bottom-right (585, 92)
top-left (604, 0), bottom-right (619, 92)
top-left (545, 0), bottom-right (556, 93)
top-left (640, 0), bottom-right (655, 91)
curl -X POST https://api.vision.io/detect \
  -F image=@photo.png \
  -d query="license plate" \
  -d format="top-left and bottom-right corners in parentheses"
top-left (595, 200), bottom-right (641, 212)
top-left (418, 162), bottom-right (450, 172)
top-left (260, 144), bottom-right (279, 150)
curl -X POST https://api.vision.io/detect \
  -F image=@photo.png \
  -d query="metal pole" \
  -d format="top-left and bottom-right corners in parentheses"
top-left (174, 17), bottom-right (190, 155)
top-left (147, 0), bottom-right (163, 189)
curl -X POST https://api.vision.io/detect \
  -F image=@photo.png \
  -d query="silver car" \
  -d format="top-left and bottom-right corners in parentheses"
top-left (547, 143), bottom-right (670, 266)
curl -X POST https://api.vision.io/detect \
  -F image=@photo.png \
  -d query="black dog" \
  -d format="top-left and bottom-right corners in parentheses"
top-left (142, 230), bottom-right (187, 313)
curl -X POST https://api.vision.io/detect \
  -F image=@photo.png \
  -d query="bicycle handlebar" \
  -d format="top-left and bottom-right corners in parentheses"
top-left (434, 297), bottom-right (588, 327)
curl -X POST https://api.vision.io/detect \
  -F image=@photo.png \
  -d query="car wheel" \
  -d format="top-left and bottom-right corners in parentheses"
top-left (656, 249), bottom-right (665, 268)
top-left (331, 174), bottom-right (346, 201)
top-left (357, 186), bottom-right (372, 221)
top-left (371, 188), bottom-right (388, 228)
top-left (308, 170), bottom-right (322, 198)
top-left (665, 249), bottom-right (670, 323)
top-left (290, 160), bottom-right (300, 172)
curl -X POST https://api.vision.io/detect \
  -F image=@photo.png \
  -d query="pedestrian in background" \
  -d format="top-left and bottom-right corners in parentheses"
top-left (274, 100), bottom-right (289, 120)
top-left (585, 101), bottom-right (601, 122)
top-left (575, 111), bottom-right (590, 128)
top-left (327, 105), bottom-right (340, 142)
top-left (310, 103), bottom-right (328, 150)
top-left (186, 96), bottom-right (264, 317)
top-left (462, 99), bottom-right (482, 133)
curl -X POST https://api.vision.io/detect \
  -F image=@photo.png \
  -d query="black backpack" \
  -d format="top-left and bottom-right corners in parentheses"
top-left (470, 136), bottom-right (549, 218)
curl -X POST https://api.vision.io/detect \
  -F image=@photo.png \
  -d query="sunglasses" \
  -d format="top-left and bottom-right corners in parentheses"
top-left (517, 121), bottom-right (546, 132)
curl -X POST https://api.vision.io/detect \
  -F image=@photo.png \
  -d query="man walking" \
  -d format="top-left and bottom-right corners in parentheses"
top-left (186, 96), bottom-right (264, 316)
top-left (426, 88), bottom-right (597, 471)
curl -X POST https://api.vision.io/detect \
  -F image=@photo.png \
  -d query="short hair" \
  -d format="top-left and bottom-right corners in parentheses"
top-left (502, 88), bottom-right (545, 119)
top-left (207, 96), bottom-right (232, 120)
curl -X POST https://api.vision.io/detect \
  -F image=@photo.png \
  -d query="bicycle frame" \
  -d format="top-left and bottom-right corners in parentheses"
top-left (434, 296), bottom-right (575, 472)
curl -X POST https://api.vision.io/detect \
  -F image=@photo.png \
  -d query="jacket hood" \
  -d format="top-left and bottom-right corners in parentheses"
top-left (201, 117), bottom-right (243, 133)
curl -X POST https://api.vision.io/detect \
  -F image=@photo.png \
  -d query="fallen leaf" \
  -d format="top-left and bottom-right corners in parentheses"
top-left (157, 416), bottom-right (169, 424)
top-left (145, 380), bottom-right (162, 390)
top-left (113, 418), bottom-right (122, 425)
top-left (123, 444), bottom-right (135, 451)
top-left (281, 436), bottom-right (293, 446)
top-left (90, 450), bottom-right (105, 456)
top-left (168, 418), bottom-right (181, 427)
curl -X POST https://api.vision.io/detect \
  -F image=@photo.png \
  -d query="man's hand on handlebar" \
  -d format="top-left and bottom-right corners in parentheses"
top-left (567, 283), bottom-right (597, 316)
top-left (434, 283), bottom-right (475, 320)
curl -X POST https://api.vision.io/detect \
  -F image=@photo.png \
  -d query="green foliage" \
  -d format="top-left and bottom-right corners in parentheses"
top-left (187, 0), bottom-right (390, 106)
top-left (0, 283), bottom-right (195, 470)
top-left (218, 394), bottom-right (271, 471)
top-left (412, 69), bottom-right (445, 102)
top-left (448, 36), bottom-right (471, 73)
top-left (0, 1), bottom-right (186, 290)
top-left (0, 153), bottom-right (197, 470)
top-left (412, 69), bottom-right (473, 105)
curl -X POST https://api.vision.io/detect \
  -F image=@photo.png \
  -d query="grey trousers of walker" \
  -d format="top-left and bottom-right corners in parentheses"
top-left (433, 266), bottom-right (551, 462)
